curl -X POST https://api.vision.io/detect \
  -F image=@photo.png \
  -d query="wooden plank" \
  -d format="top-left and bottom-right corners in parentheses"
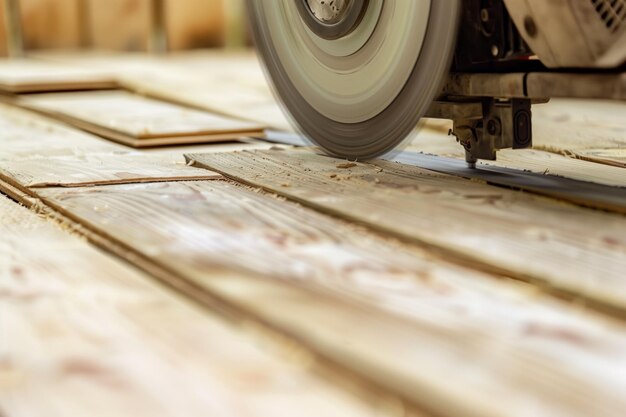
top-left (34, 180), bottom-right (626, 417)
top-left (32, 50), bottom-right (293, 130)
top-left (0, 58), bottom-right (116, 93)
top-left (0, 194), bottom-right (390, 417)
top-left (18, 90), bottom-right (265, 147)
top-left (407, 102), bottom-right (626, 179)
top-left (0, 102), bottom-right (126, 160)
top-left (0, 178), bottom-right (37, 207)
top-left (0, 153), bottom-right (222, 190)
top-left (532, 99), bottom-right (626, 167)
top-left (405, 120), bottom-right (464, 158)
top-left (0, 100), bottom-right (232, 191)
top-left (407, 125), bottom-right (626, 188)
top-left (137, 138), bottom-right (282, 156)
top-left (574, 149), bottom-right (626, 169)
top-left (120, 64), bottom-right (292, 132)
top-left (188, 149), bottom-right (626, 314)
top-left (403, 141), bottom-right (626, 188)
top-left (390, 152), bottom-right (626, 214)
top-left (480, 149), bottom-right (626, 188)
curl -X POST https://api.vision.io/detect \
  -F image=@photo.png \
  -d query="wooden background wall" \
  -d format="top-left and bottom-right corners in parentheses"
top-left (0, 0), bottom-right (240, 55)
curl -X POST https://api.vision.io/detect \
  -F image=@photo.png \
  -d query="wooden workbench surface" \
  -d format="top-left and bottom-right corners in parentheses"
top-left (1, 51), bottom-right (625, 417)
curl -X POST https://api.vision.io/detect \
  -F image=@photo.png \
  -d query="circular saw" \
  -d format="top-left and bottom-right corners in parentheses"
top-left (247, 0), bottom-right (461, 159)
top-left (248, 0), bottom-right (626, 162)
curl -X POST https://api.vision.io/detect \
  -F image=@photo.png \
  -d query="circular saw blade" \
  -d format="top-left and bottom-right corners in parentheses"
top-left (247, 0), bottom-right (461, 159)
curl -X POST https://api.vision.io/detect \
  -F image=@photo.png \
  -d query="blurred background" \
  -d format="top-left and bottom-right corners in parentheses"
top-left (0, 0), bottom-right (248, 57)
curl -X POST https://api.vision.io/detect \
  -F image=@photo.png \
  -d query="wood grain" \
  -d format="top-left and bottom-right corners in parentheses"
top-left (0, 102), bottom-right (126, 160)
top-left (533, 99), bottom-right (626, 150)
top-left (19, 90), bottom-right (265, 147)
top-left (574, 149), bottom-right (626, 169)
top-left (36, 180), bottom-right (626, 417)
top-left (402, 144), bottom-right (626, 188)
top-left (390, 152), bottom-right (626, 215)
top-left (188, 149), bottom-right (626, 314)
top-left (0, 58), bottom-right (116, 93)
top-left (404, 138), bottom-right (626, 188)
top-left (0, 194), bottom-right (387, 417)
top-left (0, 153), bottom-right (221, 189)
top-left (137, 138), bottom-right (282, 156)
top-left (32, 50), bottom-right (292, 130)
top-left (0, 100), bottom-right (229, 190)
top-left (119, 58), bottom-right (291, 131)
top-left (478, 149), bottom-right (626, 188)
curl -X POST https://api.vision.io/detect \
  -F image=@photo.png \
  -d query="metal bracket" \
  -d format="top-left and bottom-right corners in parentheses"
top-left (426, 98), bottom-right (533, 167)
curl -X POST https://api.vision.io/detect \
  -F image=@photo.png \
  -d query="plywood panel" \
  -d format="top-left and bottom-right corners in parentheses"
top-left (0, 58), bottom-right (116, 92)
top-left (29, 50), bottom-right (292, 130)
top-left (574, 148), bottom-right (626, 169)
top-left (405, 139), bottom-right (626, 187)
top-left (0, 102), bottom-right (126, 160)
top-left (19, 90), bottom-right (265, 147)
top-left (478, 149), bottom-right (626, 188)
top-left (115, 50), bottom-right (292, 130)
top-left (533, 99), bottom-right (626, 151)
top-left (0, 194), bottom-right (390, 417)
top-left (390, 152), bottom-right (626, 215)
top-left (35, 180), bottom-right (626, 417)
top-left (188, 149), bottom-right (626, 314)
top-left (0, 153), bottom-right (221, 189)
top-left (137, 137), bottom-right (281, 156)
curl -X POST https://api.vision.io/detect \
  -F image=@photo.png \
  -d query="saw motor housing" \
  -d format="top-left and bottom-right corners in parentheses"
top-left (505, 0), bottom-right (626, 68)
top-left (441, 0), bottom-right (626, 166)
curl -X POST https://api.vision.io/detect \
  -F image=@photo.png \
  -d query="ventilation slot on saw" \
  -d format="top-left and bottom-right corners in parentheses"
top-left (590, 0), bottom-right (626, 32)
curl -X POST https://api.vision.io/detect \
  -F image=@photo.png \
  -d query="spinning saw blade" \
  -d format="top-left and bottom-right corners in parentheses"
top-left (247, 0), bottom-right (461, 159)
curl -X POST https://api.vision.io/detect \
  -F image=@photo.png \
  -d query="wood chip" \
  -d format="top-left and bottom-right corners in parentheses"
top-left (336, 162), bottom-right (357, 169)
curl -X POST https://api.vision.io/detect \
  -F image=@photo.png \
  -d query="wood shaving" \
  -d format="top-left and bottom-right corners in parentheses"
top-left (336, 162), bottom-right (357, 169)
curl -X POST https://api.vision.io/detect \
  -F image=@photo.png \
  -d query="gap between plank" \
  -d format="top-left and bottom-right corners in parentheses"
top-left (186, 155), bottom-right (626, 322)
top-left (0, 178), bottom-right (435, 417)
